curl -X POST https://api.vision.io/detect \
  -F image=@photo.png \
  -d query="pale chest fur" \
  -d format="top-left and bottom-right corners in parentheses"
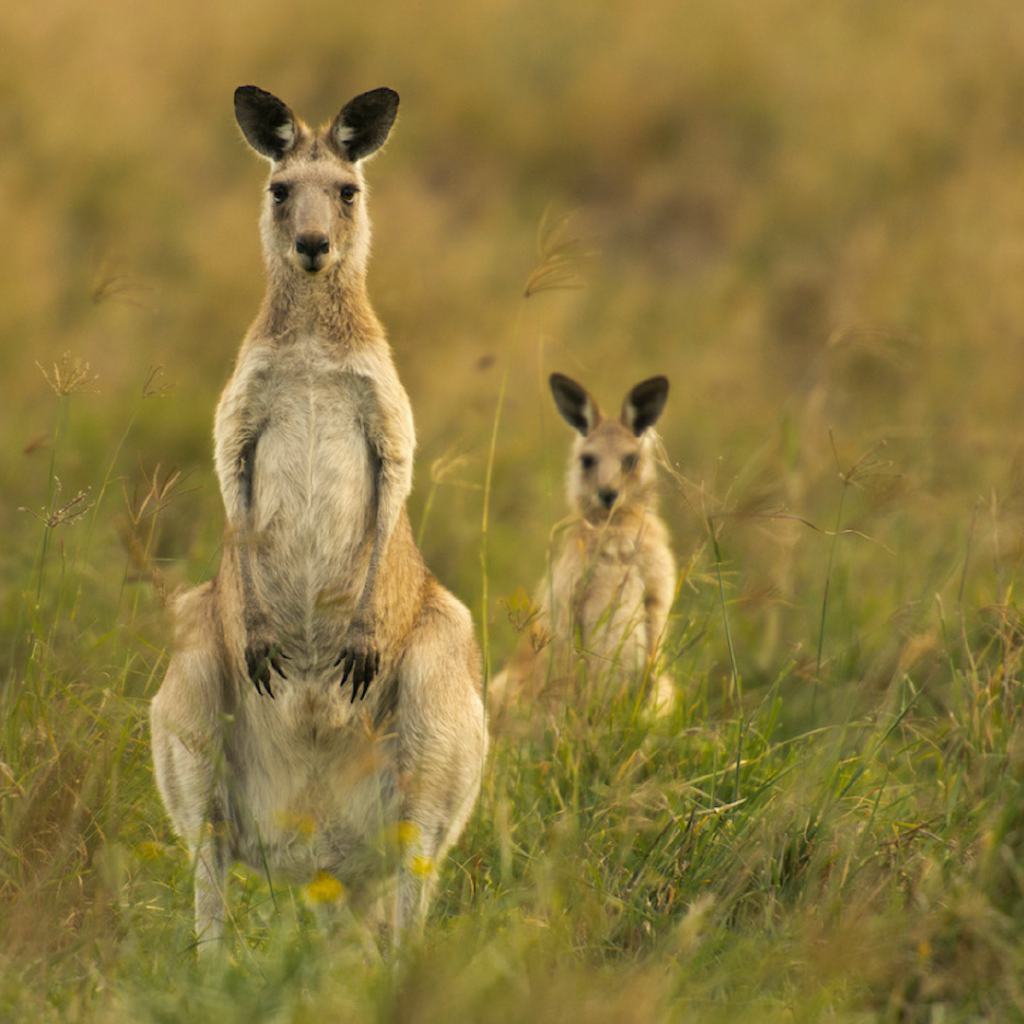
top-left (549, 512), bottom-right (672, 664)
top-left (216, 335), bottom-right (380, 640)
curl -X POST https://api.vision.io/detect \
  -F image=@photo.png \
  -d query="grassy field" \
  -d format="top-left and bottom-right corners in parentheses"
top-left (5, 0), bottom-right (1024, 1019)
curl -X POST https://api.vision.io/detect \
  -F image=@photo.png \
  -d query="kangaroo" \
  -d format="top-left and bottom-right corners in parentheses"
top-left (492, 373), bottom-right (676, 712)
top-left (150, 86), bottom-right (487, 952)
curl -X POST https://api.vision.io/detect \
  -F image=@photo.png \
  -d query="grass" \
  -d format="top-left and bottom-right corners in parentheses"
top-left (5, 0), bottom-right (1024, 1019)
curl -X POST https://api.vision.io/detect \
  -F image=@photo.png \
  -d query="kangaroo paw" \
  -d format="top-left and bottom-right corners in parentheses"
top-left (335, 643), bottom-right (381, 702)
top-left (245, 641), bottom-right (289, 698)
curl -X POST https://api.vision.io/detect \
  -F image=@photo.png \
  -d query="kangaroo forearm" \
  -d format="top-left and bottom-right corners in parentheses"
top-left (644, 573), bottom-right (675, 659)
top-left (222, 528), bottom-right (268, 642)
top-left (353, 456), bottom-right (407, 617)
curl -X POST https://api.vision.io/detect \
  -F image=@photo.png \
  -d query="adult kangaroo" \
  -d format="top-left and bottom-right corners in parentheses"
top-left (151, 86), bottom-right (487, 952)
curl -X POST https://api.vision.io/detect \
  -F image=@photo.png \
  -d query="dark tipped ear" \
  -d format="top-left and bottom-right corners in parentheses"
top-left (330, 88), bottom-right (400, 162)
top-left (550, 373), bottom-right (601, 437)
top-left (234, 86), bottom-right (298, 161)
top-left (622, 376), bottom-right (669, 436)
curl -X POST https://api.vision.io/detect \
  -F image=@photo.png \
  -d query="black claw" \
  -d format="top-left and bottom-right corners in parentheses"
top-left (247, 642), bottom-right (284, 698)
top-left (337, 648), bottom-right (378, 701)
top-left (272, 649), bottom-right (290, 677)
top-left (259, 671), bottom-right (276, 698)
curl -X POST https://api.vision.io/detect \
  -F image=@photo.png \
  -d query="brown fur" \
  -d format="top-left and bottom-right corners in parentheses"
top-left (151, 86), bottom-right (486, 952)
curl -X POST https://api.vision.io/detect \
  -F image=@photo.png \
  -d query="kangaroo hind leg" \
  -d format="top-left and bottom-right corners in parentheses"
top-left (393, 585), bottom-right (487, 943)
top-left (150, 582), bottom-right (234, 952)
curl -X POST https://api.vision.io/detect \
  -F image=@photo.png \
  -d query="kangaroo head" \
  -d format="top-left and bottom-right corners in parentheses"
top-left (550, 373), bottom-right (669, 523)
top-left (234, 86), bottom-right (399, 278)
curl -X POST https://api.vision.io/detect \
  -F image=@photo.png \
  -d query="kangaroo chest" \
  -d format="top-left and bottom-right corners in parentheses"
top-left (551, 522), bottom-right (650, 645)
top-left (228, 336), bottom-right (379, 628)
top-left (254, 375), bottom-right (373, 527)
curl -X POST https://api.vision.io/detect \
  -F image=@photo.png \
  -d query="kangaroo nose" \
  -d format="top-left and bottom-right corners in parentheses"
top-left (295, 231), bottom-right (330, 269)
top-left (598, 487), bottom-right (618, 509)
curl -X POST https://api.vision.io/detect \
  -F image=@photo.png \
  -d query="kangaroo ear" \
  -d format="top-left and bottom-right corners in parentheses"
top-left (330, 88), bottom-right (400, 162)
top-left (550, 374), bottom-right (601, 437)
top-left (622, 376), bottom-right (669, 436)
top-left (234, 86), bottom-right (299, 161)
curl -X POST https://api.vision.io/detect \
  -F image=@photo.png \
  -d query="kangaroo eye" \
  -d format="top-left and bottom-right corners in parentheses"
top-left (622, 453), bottom-right (638, 473)
top-left (580, 454), bottom-right (596, 471)
top-left (340, 184), bottom-right (359, 205)
top-left (270, 184), bottom-right (290, 205)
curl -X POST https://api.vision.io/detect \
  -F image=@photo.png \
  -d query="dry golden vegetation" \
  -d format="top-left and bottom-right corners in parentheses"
top-left (5, 0), bottom-right (1024, 1019)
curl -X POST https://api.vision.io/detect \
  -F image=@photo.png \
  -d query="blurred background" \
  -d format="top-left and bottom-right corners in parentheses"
top-left (4, 0), bottom-right (1024, 691)
top-left (9, 4), bottom-right (1024, 1016)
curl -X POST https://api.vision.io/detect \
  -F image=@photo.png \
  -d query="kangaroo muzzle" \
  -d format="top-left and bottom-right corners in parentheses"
top-left (295, 231), bottom-right (330, 273)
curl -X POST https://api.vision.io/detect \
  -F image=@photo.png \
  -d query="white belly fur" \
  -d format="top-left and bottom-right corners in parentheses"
top-left (225, 687), bottom-right (399, 883)
top-left (249, 345), bottom-right (375, 652)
